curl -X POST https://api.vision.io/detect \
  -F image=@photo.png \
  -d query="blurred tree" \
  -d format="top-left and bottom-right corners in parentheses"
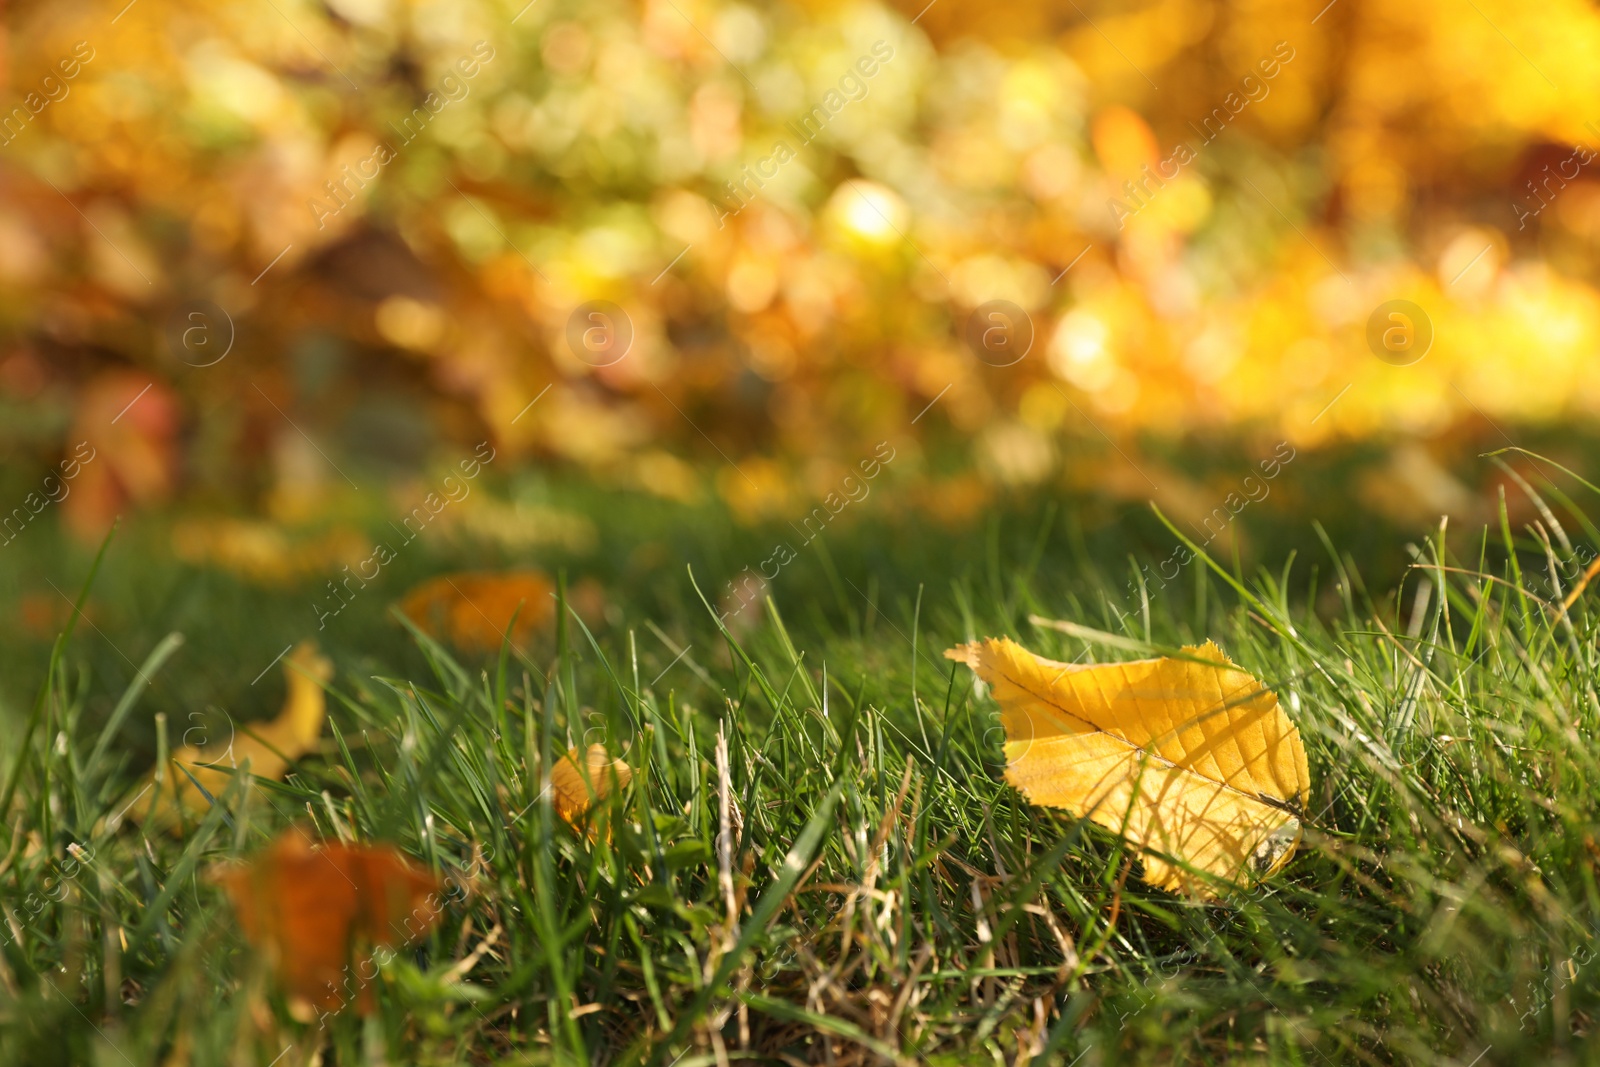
top-left (1, 0), bottom-right (1598, 536)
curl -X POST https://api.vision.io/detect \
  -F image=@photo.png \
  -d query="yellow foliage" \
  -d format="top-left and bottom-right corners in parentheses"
top-left (12, 0), bottom-right (1600, 510)
top-left (171, 518), bottom-right (368, 584)
top-left (946, 636), bottom-right (1310, 898)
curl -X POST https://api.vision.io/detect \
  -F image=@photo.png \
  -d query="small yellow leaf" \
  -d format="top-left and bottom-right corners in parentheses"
top-left (121, 642), bottom-right (334, 833)
top-left (549, 745), bottom-right (632, 829)
top-left (945, 636), bottom-right (1310, 898)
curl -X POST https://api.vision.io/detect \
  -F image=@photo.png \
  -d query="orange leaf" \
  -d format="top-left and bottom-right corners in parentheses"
top-left (214, 830), bottom-right (442, 1019)
top-left (549, 745), bottom-right (632, 828)
top-left (399, 570), bottom-right (607, 653)
top-left (399, 570), bottom-right (555, 653)
top-left (64, 373), bottom-right (178, 543)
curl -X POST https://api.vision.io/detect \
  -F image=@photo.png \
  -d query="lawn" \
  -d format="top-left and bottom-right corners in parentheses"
top-left (1, 457), bottom-right (1598, 1065)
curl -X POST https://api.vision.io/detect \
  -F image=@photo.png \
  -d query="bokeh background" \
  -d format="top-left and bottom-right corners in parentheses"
top-left (4, 0), bottom-right (1600, 711)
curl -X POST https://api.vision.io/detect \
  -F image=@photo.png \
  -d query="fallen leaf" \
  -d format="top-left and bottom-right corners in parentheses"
top-left (1357, 444), bottom-right (1478, 528)
top-left (119, 642), bottom-right (333, 833)
top-left (399, 570), bottom-right (606, 653)
top-left (454, 497), bottom-right (598, 552)
top-left (945, 636), bottom-right (1310, 898)
top-left (912, 474), bottom-right (992, 527)
top-left (399, 570), bottom-right (553, 652)
top-left (17, 592), bottom-right (99, 638)
top-left (171, 517), bottom-right (368, 584)
top-left (549, 745), bottom-right (632, 829)
top-left (64, 372), bottom-right (179, 543)
top-left (214, 829), bottom-right (441, 1018)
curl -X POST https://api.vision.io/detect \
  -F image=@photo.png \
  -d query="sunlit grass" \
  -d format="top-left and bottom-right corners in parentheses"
top-left (1, 464), bottom-right (1598, 1064)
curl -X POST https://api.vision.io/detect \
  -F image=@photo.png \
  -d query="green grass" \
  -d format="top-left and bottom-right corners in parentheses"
top-left (2, 461), bottom-right (1599, 1065)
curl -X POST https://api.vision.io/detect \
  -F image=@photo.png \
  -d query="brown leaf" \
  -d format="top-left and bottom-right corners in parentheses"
top-left (214, 830), bottom-right (441, 1018)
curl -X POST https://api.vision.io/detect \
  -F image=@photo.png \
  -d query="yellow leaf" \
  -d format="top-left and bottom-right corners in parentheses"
top-left (119, 642), bottom-right (334, 834)
top-left (549, 745), bottom-right (632, 829)
top-left (945, 636), bottom-right (1310, 898)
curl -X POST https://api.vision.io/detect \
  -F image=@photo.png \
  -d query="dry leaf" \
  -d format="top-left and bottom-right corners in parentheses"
top-left (945, 637), bottom-right (1310, 898)
top-left (399, 570), bottom-right (553, 652)
top-left (454, 498), bottom-right (598, 552)
top-left (214, 829), bottom-right (441, 1018)
top-left (399, 570), bottom-right (606, 653)
top-left (119, 642), bottom-right (333, 833)
top-left (549, 745), bottom-right (632, 828)
top-left (170, 517), bottom-right (368, 584)
top-left (64, 372), bottom-right (179, 543)
top-left (17, 592), bottom-right (99, 638)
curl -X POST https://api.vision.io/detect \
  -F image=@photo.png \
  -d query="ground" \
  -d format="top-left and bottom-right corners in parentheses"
top-left (0, 462), bottom-right (1597, 1065)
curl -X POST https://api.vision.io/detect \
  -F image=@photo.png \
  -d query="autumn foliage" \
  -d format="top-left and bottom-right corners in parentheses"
top-left (4, 0), bottom-right (1600, 537)
top-left (213, 831), bottom-right (442, 1019)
